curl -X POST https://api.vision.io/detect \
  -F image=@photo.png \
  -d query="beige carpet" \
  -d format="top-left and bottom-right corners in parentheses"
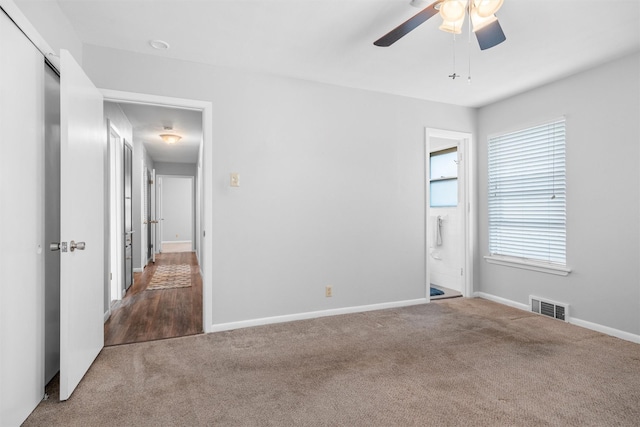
top-left (26, 298), bottom-right (639, 426)
top-left (146, 264), bottom-right (191, 290)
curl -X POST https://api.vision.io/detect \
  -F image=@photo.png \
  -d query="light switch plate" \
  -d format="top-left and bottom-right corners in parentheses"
top-left (230, 173), bottom-right (240, 187)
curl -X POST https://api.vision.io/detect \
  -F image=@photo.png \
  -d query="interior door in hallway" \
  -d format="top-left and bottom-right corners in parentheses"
top-left (145, 168), bottom-right (152, 263)
top-left (124, 142), bottom-right (133, 290)
top-left (146, 168), bottom-right (159, 263)
top-left (59, 49), bottom-right (105, 401)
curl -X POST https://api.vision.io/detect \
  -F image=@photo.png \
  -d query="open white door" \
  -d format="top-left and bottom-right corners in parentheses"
top-left (59, 49), bottom-right (105, 401)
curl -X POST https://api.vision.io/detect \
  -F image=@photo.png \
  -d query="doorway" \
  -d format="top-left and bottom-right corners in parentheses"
top-left (101, 89), bottom-right (213, 335)
top-left (102, 97), bottom-right (207, 346)
top-left (425, 128), bottom-right (474, 300)
top-left (157, 175), bottom-right (194, 253)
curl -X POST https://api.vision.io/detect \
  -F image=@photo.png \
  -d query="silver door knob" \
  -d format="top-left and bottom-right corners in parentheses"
top-left (70, 240), bottom-right (85, 252)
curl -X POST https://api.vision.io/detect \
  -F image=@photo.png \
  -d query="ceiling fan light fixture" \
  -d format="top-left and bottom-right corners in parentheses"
top-left (439, 18), bottom-right (465, 34)
top-left (472, 0), bottom-right (504, 18)
top-left (160, 133), bottom-right (182, 144)
top-left (470, 7), bottom-right (497, 32)
top-left (439, 0), bottom-right (467, 22)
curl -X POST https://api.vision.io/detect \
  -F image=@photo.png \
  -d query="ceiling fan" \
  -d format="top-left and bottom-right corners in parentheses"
top-left (374, 0), bottom-right (506, 50)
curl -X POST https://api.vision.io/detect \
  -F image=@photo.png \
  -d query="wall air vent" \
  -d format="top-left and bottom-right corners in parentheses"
top-left (529, 296), bottom-right (568, 322)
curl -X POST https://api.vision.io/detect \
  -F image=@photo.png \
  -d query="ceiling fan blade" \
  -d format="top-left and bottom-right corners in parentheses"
top-left (374, 2), bottom-right (440, 47)
top-left (474, 19), bottom-right (506, 50)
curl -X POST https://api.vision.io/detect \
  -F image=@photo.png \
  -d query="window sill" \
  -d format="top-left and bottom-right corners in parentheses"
top-left (484, 255), bottom-right (571, 276)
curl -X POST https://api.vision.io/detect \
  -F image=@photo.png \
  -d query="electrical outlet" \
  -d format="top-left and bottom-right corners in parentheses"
top-left (325, 285), bottom-right (332, 297)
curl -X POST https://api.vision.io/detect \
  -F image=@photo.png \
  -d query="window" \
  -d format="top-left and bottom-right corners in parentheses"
top-left (430, 147), bottom-right (458, 207)
top-left (487, 118), bottom-right (567, 268)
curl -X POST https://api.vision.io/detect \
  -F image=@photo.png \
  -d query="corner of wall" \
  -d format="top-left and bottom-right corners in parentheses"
top-left (474, 292), bottom-right (640, 344)
top-left (12, 0), bottom-right (84, 65)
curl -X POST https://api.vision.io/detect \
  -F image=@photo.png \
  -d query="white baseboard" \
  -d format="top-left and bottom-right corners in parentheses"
top-left (210, 298), bottom-right (429, 333)
top-left (103, 309), bottom-right (110, 323)
top-left (569, 317), bottom-right (640, 344)
top-left (162, 240), bottom-right (192, 244)
top-left (133, 268), bottom-right (143, 273)
top-left (474, 292), bottom-right (529, 311)
top-left (474, 292), bottom-right (640, 344)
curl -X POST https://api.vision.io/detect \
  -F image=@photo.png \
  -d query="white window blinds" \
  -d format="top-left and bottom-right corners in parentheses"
top-left (488, 118), bottom-right (566, 265)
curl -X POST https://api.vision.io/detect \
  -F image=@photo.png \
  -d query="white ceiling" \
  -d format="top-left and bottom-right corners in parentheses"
top-left (61, 1), bottom-right (639, 163)
top-left (114, 102), bottom-right (202, 164)
top-left (57, 0), bottom-right (640, 108)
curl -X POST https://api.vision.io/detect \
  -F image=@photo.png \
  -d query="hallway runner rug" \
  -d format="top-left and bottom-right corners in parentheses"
top-left (146, 264), bottom-right (192, 290)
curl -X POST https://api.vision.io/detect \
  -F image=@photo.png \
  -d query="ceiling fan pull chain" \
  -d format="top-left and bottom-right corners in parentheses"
top-left (449, 31), bottom-right (459, 80)
top-left (467, 2), bottom-right (472, 84)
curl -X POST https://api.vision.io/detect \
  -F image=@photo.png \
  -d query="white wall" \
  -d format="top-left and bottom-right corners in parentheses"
top-left (477, 52), bottom-right (640, 337)
top-left (196, 140), bottom-right (204, 263)
top-left (154, 161), bottom-right (197, 177)
top-left (13, 0), bottom-right (83, 64)
top-left (82, 45), bottom-right (476, 325)
top-left (103, 102), bottom-right (132, 311)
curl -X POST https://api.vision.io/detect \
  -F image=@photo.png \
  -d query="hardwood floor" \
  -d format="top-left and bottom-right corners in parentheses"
top-left (104, 252), bottom-right (203, 346)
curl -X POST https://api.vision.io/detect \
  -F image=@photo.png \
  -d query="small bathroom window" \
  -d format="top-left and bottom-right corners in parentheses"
top-left (430, 147), bottom-right (458, 207)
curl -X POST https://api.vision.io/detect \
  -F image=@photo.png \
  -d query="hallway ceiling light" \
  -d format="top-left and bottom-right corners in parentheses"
top-left (160, 134), bottom-right (181, 144)
top-left (160, 126), bottom-right (181, 144)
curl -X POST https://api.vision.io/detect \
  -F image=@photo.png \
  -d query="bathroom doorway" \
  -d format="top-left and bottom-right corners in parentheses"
top-left (425, 128), bottom-right (473, 300)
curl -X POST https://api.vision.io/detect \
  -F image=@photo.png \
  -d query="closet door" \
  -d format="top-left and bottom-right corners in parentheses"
top-left (0, 11), bottom-right (46, 426)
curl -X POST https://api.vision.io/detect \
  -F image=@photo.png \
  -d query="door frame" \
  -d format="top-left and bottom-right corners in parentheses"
top-left (425, 128), bottom-right (474, 299)
top-left (156, 175), bottom-right (163, 253)
top-left (107, 120), bottom-right (124, 305)
top-left (101, 89), bottom-right (213, 334)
